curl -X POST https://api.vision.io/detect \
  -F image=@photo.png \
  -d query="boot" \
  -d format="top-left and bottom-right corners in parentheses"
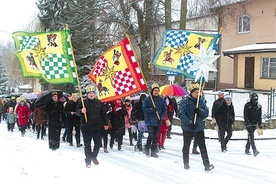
top-left (245, 149), bottom-right (251, 155)
top-left (151, 151), bottom-right (159, 158)
top-left (253, 150), bottom-right (260, 157)
top-left (184, 163), bottom-right (190, 170)
top-left (192, 148), bottom-right (200, 154)
top-left (143, 148), bottom-right (150, 156)
top-left (205, 164), bottom-right (214, 172)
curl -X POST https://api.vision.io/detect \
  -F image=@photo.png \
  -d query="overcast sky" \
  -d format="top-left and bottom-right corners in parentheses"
top-left (0, 0), bottom-right (38, 43)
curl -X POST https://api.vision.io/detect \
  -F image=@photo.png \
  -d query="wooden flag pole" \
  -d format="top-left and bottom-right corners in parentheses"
top-left (125, 33), bottom-right (160, 120)
top-left (66, 25), bottom-right (87, 122)
top-left (193, 75), bottom-right (204, 125)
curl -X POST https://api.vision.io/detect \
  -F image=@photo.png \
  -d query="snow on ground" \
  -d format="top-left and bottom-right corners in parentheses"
top-left (0, 122), bottom-right (275, 184)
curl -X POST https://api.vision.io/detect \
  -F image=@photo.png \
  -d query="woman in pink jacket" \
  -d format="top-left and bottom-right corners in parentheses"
top-left (124, 99), bottom-right (133, 146)
top-left (15, 97), bottom-right (31, 137)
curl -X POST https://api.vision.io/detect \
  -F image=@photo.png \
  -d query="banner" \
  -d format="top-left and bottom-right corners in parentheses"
top-left (152, 29), bottom-right (221, 79)
top-left (12, 29), bottom-right (77, 84)
top-left (88, 38), bottom-right (147, 102)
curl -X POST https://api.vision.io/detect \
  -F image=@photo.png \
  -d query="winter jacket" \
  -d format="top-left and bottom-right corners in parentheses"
top-left (15, 103), bottom-right (31, 126)
top-left (64, 100), bottom-right (81, 127)
top-left (142, 95), bottom-right (167, 126)
top-left (243, 100), bottom-right (262, 127)
top-left (212, 98), bottom-right (224, 121)
top-left (178, 95), bottom-right (209, 132)
top-left (45, 100), bottom-right (64, 123)
top-left (76, 98), bottom-right (108, 132)
top-left (131, 95), bottom-right (146, 121)
top-left (124, 104), bottom-right (132, 129)
top-left (109, 102), bottom-right (127, 137)
top-left (33, 107), bottom-right (48, 125)
top-left (215, 100), bottom-right (235, 127)
top-left (7, 113), bottom-right (17, 124)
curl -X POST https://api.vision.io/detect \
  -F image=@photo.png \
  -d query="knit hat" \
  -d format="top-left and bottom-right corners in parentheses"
top-left (218, 91), bottom-right (224, 95)
top-left (224, 96), bottom-right (232, 101)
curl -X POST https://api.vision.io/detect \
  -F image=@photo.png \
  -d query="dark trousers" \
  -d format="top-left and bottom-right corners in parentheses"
top-left (167, 124), bottom-right (172, 138)
top-left (67, 125), bottom-right (81, 144)
top-left (219, 125), bottom-right (232, 150)
top-left (37, 124), bottom-right (46, 139)
top-left (145, 125), bottom-right (160, 152)
top-left (245, 126), bottom-right (257, 151)
top-left (82, 129), bottom-right (102, 164)
top-left (182, 130), bottom-right (210, 166)
top-left (8, 123), bottom-right (15, 132)
top-left (48, 121), bottom-right (61, 149)
top-left (102, 129), bottom-right (109, 148)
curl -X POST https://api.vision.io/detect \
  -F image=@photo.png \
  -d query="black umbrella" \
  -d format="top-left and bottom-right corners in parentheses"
top-left (34, 89), bottom-right (63, 108)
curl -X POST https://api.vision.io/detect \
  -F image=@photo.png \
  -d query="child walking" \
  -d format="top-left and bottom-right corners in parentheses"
top-left (7, 107), bottom-right (17, 132)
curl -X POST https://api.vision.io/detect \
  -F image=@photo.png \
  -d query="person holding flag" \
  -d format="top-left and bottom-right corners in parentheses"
top-left (76, 86), bottom-right (109, 168)
top-left (142, 84), bottom-right (167, 158)
top-left (178, 83), bottom-right (214, 172)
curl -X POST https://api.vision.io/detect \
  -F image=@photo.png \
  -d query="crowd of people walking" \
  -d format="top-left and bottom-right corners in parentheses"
top-left (0, 82), bottom-right (263, 171)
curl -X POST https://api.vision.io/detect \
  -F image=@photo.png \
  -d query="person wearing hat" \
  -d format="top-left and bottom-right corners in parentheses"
top-left (211, 91), bottom-right (225, 142)
top-left (7, 107), bottom-right (17, 132)
top-left (131, 93), bottom-right (147, 151)
top-left (178, 85), bottom-right (214, 172)
top-left (243, 92), bottom-right (262, 156)
top-left (214, 95), bottom-right (235, 152)
top-left (76, 86), bottom-right (109, 168)
top-left (64, 93), bottom-right (82, 147)
top-left (45, 91), bottom-right (64, 150)
top-left (142, 83), bottom-right (167, 158)
top-left (15, 96), bottom-right (31, 137)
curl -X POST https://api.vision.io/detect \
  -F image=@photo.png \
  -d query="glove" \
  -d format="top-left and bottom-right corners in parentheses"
top-left (152, 107), bottom-right (157, 112)
top-left (190, 122), bottom-right (196, 130)
top-left (259, 125), bottom-right (263, 129)
top-left (175, 113), bottom-right (178, 118)
top-left (194, 108), bottom-right (200, 114)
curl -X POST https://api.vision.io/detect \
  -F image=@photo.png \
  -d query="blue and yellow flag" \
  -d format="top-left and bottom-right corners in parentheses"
top-left (152, 29), bottom-right (221, 78)
top-left (12, 29), bottom-right (77, 84)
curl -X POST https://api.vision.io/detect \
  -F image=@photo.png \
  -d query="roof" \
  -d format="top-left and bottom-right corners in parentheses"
top-left (223, 43), bottom-right (276, 55)
top-left (211, 0), bottom-right (247, 10)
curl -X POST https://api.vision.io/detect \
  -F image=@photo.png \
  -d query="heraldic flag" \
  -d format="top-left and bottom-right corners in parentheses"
top-left (88, 38), bottom-right (147, 102)
top-left (152, 29), bottom-right (221, 79)
top-left (12, 29), bottom-right (77, 84)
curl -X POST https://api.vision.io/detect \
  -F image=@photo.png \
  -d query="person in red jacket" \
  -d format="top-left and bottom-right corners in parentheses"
top-left (15, 96), bottom-right (31, 137)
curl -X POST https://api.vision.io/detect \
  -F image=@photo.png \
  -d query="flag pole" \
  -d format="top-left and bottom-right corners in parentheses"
top-left (66, 24), bottom-right (87, 122)
top-left (193, 74), bottom-right (204, 125)
top-left (125, 33), bottom-right (160, 120)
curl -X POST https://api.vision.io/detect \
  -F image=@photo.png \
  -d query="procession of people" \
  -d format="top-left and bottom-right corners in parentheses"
top-left (0, 83), bottom-right (263, 171)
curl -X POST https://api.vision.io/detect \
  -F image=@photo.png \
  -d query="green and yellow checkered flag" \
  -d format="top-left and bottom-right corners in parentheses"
top-left (12, 29), bottom-right (77, 84)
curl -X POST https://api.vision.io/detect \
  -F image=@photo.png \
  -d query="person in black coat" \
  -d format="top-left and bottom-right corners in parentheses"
top-left (212, 91), bottom-right (225, 141)
top-left (243, 93), bottom-right (262, 156)
top-left (64, 93), bottom-right (82, 147)
top-left (165, 96), bottom-right (178, 139)
top-left (215, 96), bottom-right (235, 152)
top-left (108, 99), bottom-right (127, 151)
top-left (45, 91), bottom-right (64, 151)
top-left (76, 86), bottom-right (108, 168)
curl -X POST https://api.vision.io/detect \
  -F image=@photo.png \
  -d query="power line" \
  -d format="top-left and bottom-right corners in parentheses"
top-left (0, 30), bottom-right (12, 34)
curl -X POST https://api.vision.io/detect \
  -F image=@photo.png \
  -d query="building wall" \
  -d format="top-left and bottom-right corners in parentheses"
top-left (236, 52), bottom-right (276, 90)
top-left (218, 0), bottom-right (276, 90)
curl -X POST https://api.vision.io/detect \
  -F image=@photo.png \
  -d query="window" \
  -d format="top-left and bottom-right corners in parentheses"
top-left (238, 15), bottom-right (250, 33)
top-left (261, 57), bottom-right (276, 78)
